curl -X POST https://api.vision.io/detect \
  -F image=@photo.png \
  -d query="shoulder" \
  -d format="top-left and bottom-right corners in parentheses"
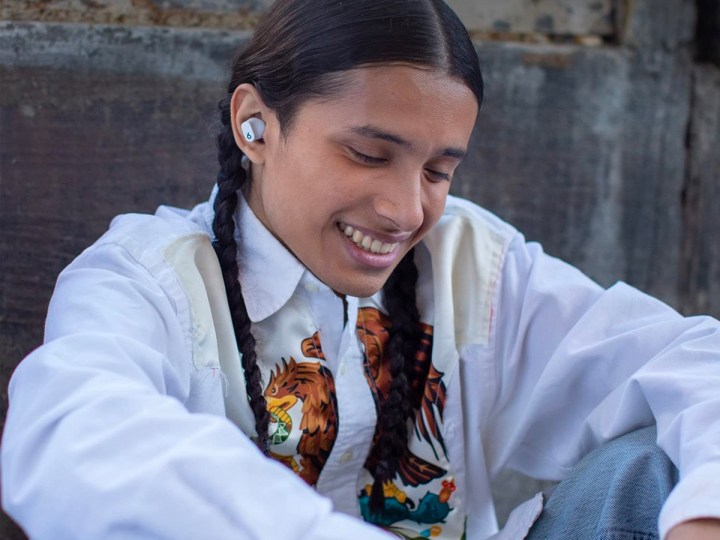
top-left (418, 196), bottom-right (519, 347)
top-left (422, 195), bottom-right (517, 263)
top-left (50, 201), bottom-right (222, 366)
top-left (96, 202), bottom-right (213, 261)
top-left (60, 201), bottom-right (217, 318)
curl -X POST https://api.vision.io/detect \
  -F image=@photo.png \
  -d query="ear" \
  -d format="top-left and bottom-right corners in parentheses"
top-left (230, 83), bottom-right (274, 165)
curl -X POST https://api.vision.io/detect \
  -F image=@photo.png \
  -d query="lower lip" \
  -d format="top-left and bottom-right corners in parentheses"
top-left (339, 229), bottom-right (402, 269)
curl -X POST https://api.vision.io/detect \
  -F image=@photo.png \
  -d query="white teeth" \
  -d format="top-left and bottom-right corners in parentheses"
top-left (339, 223), bottom-right (398, 255)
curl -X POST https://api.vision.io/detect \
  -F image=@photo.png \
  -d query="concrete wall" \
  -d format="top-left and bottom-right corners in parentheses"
top-left (1, 1), bottom-right (719, 537)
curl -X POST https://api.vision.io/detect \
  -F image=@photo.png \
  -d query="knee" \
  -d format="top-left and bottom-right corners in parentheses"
top-left (600, 427), bottom-right (676, 482)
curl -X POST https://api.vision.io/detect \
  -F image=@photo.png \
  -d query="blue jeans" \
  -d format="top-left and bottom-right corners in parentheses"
top-left (526, 427), bottom-right (678, 540)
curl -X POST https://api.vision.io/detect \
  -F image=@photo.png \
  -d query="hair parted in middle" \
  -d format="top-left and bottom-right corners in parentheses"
top-left (211, 0), bottom-right (483, 513)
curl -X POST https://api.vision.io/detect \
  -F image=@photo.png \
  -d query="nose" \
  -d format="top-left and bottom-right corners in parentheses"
top-left (372, 170), bottom-right (424, 232)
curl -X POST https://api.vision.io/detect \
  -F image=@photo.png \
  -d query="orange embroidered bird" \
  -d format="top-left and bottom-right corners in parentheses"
top-left (264, 356), bottom-right (338, 486)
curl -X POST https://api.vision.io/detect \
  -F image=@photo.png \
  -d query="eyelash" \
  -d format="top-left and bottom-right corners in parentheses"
top-left (349, 147), bottom-right (452, 182)
top-left (426, 170), bottom-right (451, 182)
top-left (350, 148), bottom-right (385, 165)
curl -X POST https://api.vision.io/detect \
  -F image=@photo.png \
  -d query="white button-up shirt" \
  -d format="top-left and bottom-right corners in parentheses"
top-left (3, 193), bottom-right (720, 540)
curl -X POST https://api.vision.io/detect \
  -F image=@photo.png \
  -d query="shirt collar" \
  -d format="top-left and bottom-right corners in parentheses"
top-left (194, 187), bottom-right (307, 322)
top-left (232, 194), bottom-right (307, 322)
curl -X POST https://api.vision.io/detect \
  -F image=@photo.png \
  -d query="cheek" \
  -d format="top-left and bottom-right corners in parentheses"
top-left (422, 186), bottom-right (450, 230)
top-left (275, 165), bottom-right (355, 224)
top-left (267, 145), bottom-right (329, 200)
top-left (261, 165), bottom-right (338, 243)
top-left (259, 153), bottom-right (308, 218)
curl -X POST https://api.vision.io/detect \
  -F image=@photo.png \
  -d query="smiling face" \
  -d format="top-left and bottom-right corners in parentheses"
top-left (237, 65), bottom-right (478, 297)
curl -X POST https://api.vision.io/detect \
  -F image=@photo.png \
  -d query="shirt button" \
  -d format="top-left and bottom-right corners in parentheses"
top-left (340, 450), bottom-right (353, 464)
top-left (304, 282), bottom-right (319, 293)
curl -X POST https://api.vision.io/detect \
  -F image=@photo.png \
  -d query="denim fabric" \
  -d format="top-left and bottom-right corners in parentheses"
top-left (525, 427), bottom-right (678, 540)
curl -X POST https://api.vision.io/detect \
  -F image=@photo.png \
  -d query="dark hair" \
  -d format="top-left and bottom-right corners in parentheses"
top-left (211, 0), bottom-right (483, 513)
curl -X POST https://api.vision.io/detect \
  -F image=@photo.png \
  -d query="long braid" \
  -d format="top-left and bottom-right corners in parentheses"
top-left (212, 96), bottom-right (270, 453)
top-left (369, 249), bottom-right (422, 511)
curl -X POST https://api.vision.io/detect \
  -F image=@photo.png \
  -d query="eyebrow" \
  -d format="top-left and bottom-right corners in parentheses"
top-left (350, 125), bottom-right (467, 160)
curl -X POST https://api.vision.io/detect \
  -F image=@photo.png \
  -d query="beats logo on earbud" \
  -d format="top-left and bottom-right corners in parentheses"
top-left (240, 118), bottom-right (266, 142)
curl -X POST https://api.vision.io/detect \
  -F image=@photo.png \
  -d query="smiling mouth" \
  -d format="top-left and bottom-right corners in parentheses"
top-left (338, 223), bottom-right (399, 255)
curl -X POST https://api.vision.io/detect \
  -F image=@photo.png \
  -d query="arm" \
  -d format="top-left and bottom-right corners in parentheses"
top-left (668, 520), bottom-right (720, 540)
top-left (1, 241), bottom-right (390, 540)
top-left (483, 234), bottom-right (720, 539)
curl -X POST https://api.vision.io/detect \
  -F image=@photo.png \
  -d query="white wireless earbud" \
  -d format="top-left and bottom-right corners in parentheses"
top-left (240, 117), bottom-right (266, 142)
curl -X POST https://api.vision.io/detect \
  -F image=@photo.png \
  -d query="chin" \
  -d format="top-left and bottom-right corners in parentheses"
top-left (333, 281), bottom-right (385, 299)
top-left (324, 274), bottom-right (389, 299)
top-left (343, 283), bottom-right (385, 299)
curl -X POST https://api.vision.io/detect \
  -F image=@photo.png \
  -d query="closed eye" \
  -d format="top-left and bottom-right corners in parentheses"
top-left (349, 147), bottom-right (386, 165)
top-left (425, 169), bottom-right (452, 182)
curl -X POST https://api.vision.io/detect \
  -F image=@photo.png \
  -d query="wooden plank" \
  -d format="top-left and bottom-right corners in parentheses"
top-left (4, 0), bottom-right (613, 36)
top-left (447, 0), bottom-right (613, 36)
top-left (619, 0), bottom-right (696, 49)
top-left (0, 22), bottom-right (245, 377)
top-left (0, 63), bottom-right (225, 538)
top-left (454, 42), bottom-right (631, 279)
top-left (452, 42), bottom-right (692, 308)
top-left (679, 65), bottom-right (720, 315)
top-left (0, 21), bottom-right (244, 78)
top-left (0, 0), bottom-right (269, 29)
top-left (0, 63), bottom-right (223, 359)
top-left (696, 0), bottom-right (720, 65)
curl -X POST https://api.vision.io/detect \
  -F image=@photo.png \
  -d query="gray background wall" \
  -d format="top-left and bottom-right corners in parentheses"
top-left (1, 0), bottom-right (719, 537)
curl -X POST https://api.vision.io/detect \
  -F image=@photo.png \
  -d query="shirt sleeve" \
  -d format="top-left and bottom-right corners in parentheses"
top-left (1, 241), bottom-right (391, 540)
top-left (483, 233), bottom-right (720, 538)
